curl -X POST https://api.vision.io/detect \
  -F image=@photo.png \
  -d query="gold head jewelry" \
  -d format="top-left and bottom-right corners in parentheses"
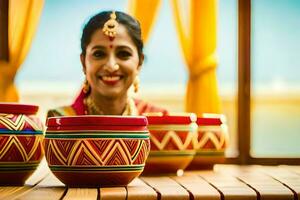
top-left (102, 11), bottom-right (118, 38)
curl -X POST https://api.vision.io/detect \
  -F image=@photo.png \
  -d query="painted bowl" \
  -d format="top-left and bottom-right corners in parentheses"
top-left (44, 116), bottom-right (150, 187)
top-left (187, 115), bottom-right (229, 169)
top-left (143, 114), bottom-right (197, 174)
top-left (0, 103), bottom-right (44, 185)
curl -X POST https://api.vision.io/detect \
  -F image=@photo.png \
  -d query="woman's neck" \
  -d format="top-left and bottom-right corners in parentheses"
top-left (88, 92), bottom-right (128, 115)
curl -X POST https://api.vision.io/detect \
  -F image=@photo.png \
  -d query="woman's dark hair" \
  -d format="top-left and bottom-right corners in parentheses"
top-left (81, 11), bottom-right (143, 63)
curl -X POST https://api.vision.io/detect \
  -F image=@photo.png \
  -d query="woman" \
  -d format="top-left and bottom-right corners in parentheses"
top-left (47, 11), bottom-right (168, 117)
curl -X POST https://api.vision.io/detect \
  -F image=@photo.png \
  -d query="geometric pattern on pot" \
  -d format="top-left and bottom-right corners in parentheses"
top-left (44, 139), bottom-right (149, 166)
top-left (150, 130), bottom-right (195, 150)
top-left (0, 114), bottom-right (43, 132)
top-left (193, 126), bottom-right (227, 150)
top-left (0, 135), bottom-right (44, 162)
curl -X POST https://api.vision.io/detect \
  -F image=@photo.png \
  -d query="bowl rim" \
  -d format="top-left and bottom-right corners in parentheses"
top-left (196, 117), bottom-right (223, 125)
top-left (146, 115), bottom-right (196, 125)
top-left (47, 115), bottom-right (148, 127)
top-left (0, 103), bottom-right (39, 114)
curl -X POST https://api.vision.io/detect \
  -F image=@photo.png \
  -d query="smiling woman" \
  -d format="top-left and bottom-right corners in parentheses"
top-left (47, 11), bottom-right (168, 117)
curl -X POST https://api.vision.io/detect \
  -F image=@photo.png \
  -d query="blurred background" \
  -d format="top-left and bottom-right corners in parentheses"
top-left (2, 0), bottom-right (300, 158)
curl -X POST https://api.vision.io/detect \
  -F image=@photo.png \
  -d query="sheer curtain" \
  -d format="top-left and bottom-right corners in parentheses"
top-left (0, 0), bottom-right (44, 102)
top-left (127, 0), bottom-right (162, 42)
top-left (170, 0), bottom-right (221, 115)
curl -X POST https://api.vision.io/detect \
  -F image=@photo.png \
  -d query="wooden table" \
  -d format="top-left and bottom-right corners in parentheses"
top-left (1, 160), bottom-right (300, 200)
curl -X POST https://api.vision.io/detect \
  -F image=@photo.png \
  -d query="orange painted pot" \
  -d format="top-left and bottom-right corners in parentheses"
top-left (0, 103), bottom-right (44, 185)
top-left (44, 116), bottom-right (150, 187)
top-left (187, 115), bottom-right (229, 170)
top-left (143, 114), bottom-right (197, 174)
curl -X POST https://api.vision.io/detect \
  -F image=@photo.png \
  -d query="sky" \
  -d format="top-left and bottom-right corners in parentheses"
top-left (15, 0), bottom-right (300, 93)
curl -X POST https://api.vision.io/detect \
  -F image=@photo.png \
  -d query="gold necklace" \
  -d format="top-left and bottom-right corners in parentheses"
top-left (84, 95), bottom-right (138, 115)
top-left (84, 95), bottom-right (104, 115)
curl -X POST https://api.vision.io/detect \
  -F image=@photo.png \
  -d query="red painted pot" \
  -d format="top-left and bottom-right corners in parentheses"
top-left (187, 115), bottom-right (229, 170)
top-left (143, 114), bottom-right (197, 174)
top-left (44, 115), bottom-right (150, 187)
top-left (0, 103), bottom-right (44, 185)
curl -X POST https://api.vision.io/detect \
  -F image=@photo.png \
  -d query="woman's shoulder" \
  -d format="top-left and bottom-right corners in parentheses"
top-left (47, 105), bottom-right (77, 118)
top-left (134, 98), bottom-right (169, 115)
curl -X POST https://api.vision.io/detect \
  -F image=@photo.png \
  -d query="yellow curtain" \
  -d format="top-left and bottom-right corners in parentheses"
top-left (0, 0), bottom-right (44, 102)
top-left (127, 0), bottom-right (162, 43)
top-left (170, 0), bottom-right (221, 115)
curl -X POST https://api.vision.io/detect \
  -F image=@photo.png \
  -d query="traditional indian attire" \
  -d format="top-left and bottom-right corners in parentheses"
top-left (47, 89), bottom-right (168, 117)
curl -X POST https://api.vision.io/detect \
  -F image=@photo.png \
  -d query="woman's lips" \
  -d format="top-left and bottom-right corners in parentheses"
top-left (100, 75), bottom-right (122, 85)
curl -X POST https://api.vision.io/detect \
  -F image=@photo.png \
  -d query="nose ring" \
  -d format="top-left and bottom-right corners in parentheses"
top-left (103, 63), bottom-right (119, 71)
top-left (113, 64), bottom-right (119, 70)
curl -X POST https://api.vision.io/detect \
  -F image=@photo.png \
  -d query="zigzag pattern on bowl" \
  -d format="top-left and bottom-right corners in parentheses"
top-left (150, 130), bottom-right (195, 151)
top-left (44, 139), bottom-right (150, 166)
top-left (193, 130), bottom-right (226, 150)
top-left (0, 135), bottom-right (44, 162)
top-left (0, 114), bottom-right (43, 132)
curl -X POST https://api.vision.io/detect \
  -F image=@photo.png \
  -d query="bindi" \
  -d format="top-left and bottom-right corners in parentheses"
top-left (109, 36), bottom-right (114, 48)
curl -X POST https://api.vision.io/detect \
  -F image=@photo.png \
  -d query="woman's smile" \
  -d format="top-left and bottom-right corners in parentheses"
top-left (98, 74), bottom-right (123, 85)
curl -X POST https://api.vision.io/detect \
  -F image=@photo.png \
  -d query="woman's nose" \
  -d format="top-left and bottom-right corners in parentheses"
top-left (104, 56), bottom-right (119, 72)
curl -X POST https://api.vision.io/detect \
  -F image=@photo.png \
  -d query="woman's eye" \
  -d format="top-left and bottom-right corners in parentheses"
top-left (117, 51), bottom-right (131, 59)
top-left (93, 51), bottom-right (106, 58)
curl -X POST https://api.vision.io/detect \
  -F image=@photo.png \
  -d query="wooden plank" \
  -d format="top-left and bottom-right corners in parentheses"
top-left (214, 165), bottom-right (295, 200)
top-left (259, 166), bottom-right (300, 199)
top-left (172, 175), bottom-right (221, 200)
top-left (0, 186), bottom-right (32, 200)
top-left (14, 173), bottom-right (66, 200)
top-left (63, 188), bottom-right (98, 200)
top-left (127, 178), bottom-right (157, 200)
top-left (281, 165), bottom-right (300, 175)
top-left (14, 187), bottom-right (65, 200)
top-left (141, 177), bottom-right (190, 200)
top-left (99, 187), bottom-right (126, 200)
top-left (195, 171), bottom-right (257, 200)
top-left (0, 159), bottom-right (51, 200)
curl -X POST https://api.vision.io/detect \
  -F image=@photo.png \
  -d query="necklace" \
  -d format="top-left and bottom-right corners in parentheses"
top-left (84, 95), bottom-right (103, 115)
top-left (84, 95), bottom-right (138, 115)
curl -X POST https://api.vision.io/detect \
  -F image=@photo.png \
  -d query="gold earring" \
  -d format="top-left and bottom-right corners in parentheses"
top-left (133, 76), bottom-right (140, 93)
top-left (83, 78), bottom-right (90, 94)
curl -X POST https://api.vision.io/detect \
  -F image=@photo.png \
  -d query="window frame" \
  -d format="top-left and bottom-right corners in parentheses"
top-left (234, 0), bottom-right (300, 165)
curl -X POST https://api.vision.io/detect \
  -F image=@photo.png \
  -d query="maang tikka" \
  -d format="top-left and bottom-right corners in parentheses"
top-left (102, 11), bottom-right (118, 38)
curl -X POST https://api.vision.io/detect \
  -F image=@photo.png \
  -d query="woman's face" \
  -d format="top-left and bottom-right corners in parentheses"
top-left (82, 24), bottom-right (141, 99)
